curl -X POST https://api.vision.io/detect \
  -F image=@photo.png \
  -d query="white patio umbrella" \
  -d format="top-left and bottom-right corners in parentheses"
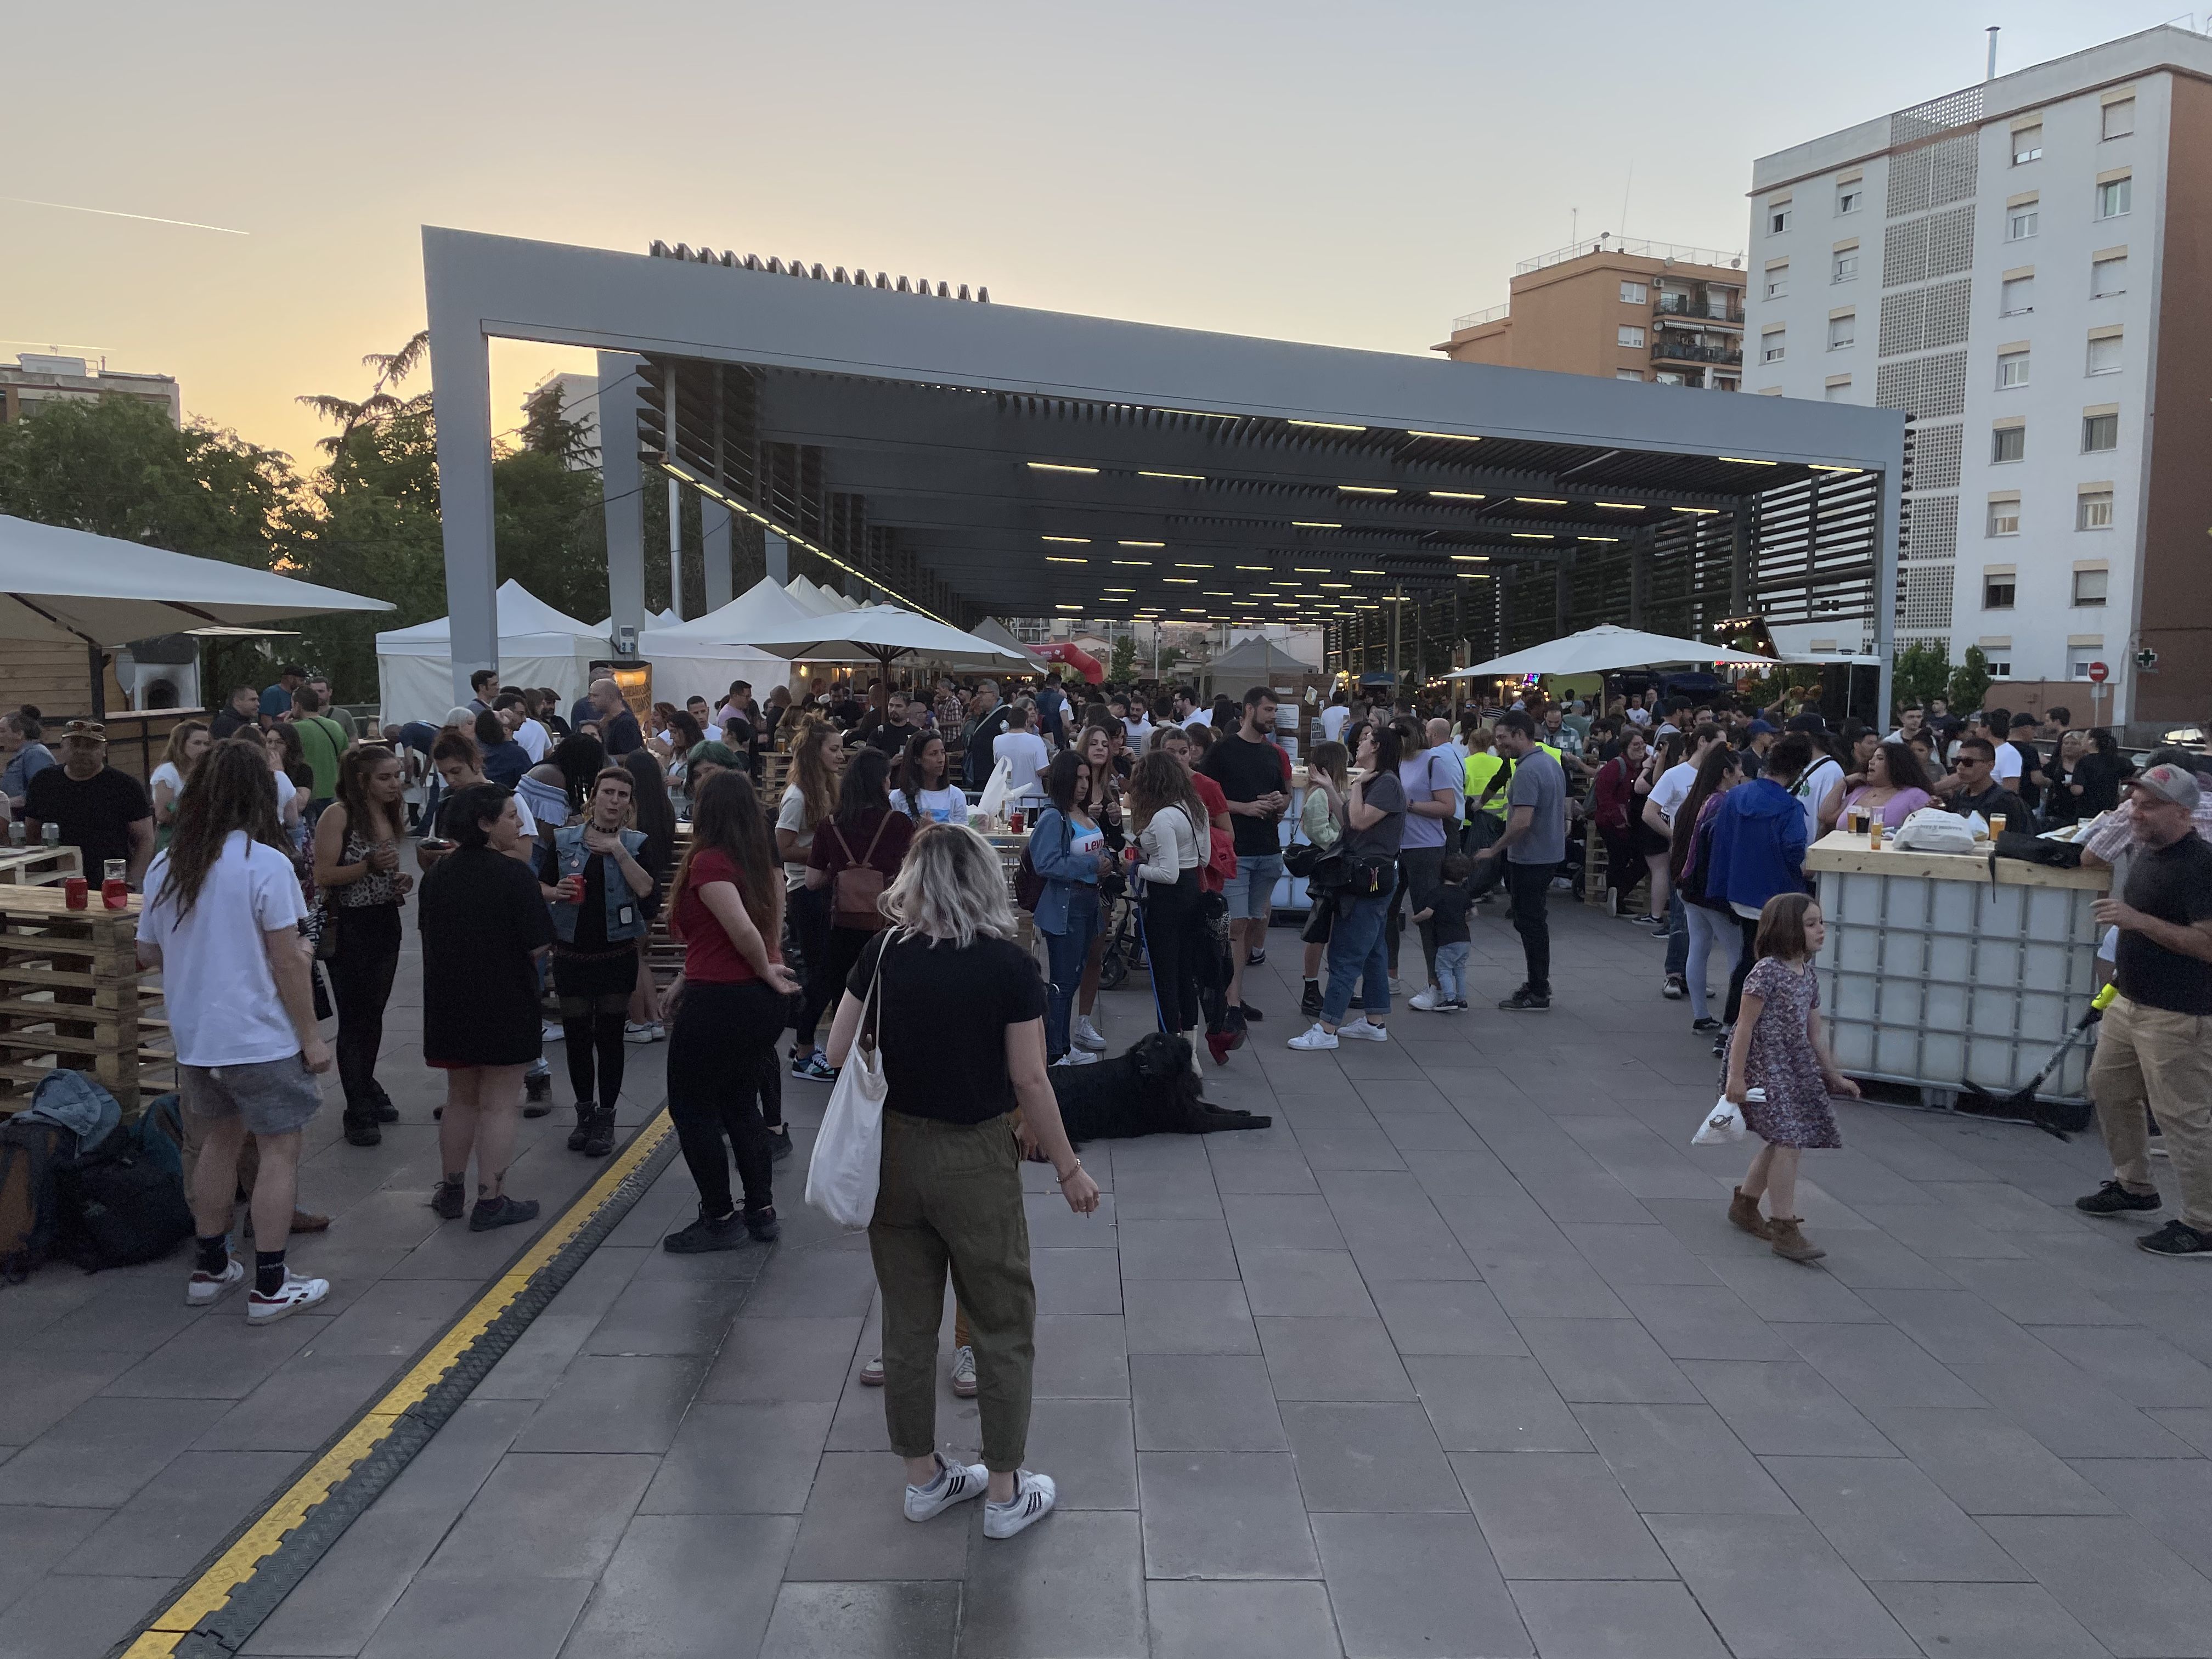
top-left (0, 514), bottom-right (393, 647)
top-left (1449, 624), bottom-right (1780, 679)
top-left (730, 605), bottom-right (1030, 710)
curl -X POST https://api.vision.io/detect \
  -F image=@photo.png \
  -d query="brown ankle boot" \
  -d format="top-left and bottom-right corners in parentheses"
top-left (1729, 1188), bottom-right (1773, 1239)
top-left (1768, 1217), bottom-right (1826, 1263)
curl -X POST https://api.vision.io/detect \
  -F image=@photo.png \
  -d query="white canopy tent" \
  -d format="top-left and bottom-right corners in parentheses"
top-left (375, 580), bottom-right (603, 725)
top-left (1450, 624), bottom-right (1781, 679)
top-left (640, 578), bottom-right (870, 703)
top-left (786, 577), bottom-right (860, 616)
top-left (727, 606), bottom-right (1031, 706)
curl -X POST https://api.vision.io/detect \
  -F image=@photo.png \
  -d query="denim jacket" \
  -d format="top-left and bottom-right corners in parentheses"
top-left (1029, 806), bottom-right (1100, 936)
top-left (549, 823), bottom-right (650, 944)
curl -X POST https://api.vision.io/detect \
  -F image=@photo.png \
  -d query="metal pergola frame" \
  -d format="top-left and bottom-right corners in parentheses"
top-left (423, 227), bottom-right (1905, 710)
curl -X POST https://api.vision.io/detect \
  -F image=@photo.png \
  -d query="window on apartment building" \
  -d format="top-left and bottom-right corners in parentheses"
top-left (1984, 576), bottom-right (2017, 608)
top-left (1655, 371), bottom-right (1687, 386)
top-left (1836, 182), bottom-right (1863, 215)
top-left (1832, 249), bottom-right (1858, 283)
top-left (2082, 412), bottom-right (2118, 452)
top-left (2000, 275), bottom-right (2034, 317)
top-left (1824, 380), bottom-right (1852, 401)
top-left (1617, 325), bottom-right (1646, 348)
top-left (1998, 349), bottom-right (2030, 388)
top-left (2103, 98), bottom-right (2135, 140)
top-left (1768, 202), bottom-right (1793, 234)
top-left (2092, 253), bottom-right (2127, 297)
top-left (2087, 333), bottom-right (2123, 375)
top-left (1706, 288), bottom-right (1736, 319)
top-left (1762, 331), bottom-right (1786, 363)
top-left (2012, 125), bottom-right (2043, 164)
top-left (2073, 569), bottom-right (2109, 606)
top-left (1828, 313), bottom-right (1855, 349)
top-left (1991, 426), bottom-right (2024, 464)
top-left (1987, 499), bottom-right (2021, 538)
top-left (1765, 265), bottom-right (1789, 299)
top-left (1615, 369), bottom-right (1644, 382)
top-left (2006, 204), bottom-right (2039, 241)
top-left (1715, 376), bottom-right (1739, 391)
top-left (1619, 280), bottom-right (1647, 304)
top-left (2097, 177), bottom-right (2132, 219)
top-left (2076, 489), bottom-right (2114, 531)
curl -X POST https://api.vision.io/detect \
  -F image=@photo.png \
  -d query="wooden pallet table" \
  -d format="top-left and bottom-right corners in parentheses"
top-left (0, 885), bottom-right (168, 1116)
top-left (0, 845), bottom-right (84, 889)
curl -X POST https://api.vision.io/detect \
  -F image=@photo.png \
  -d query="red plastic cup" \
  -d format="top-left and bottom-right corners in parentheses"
top-left (101, 878), bottom-right (128, 910)
top-left (1008, 810), bottom-right (1025, 834)
top-left (63, 876), bottom-right (88, 910)
top-left (561, 873), bottom-right (585, 904)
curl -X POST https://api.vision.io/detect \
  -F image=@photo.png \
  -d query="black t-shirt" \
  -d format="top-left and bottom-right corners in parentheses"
top-left (2006, 740), bottom-right (2044, 812)
top-left (601, 708), bottom-right (642, 757)
top-left (1945, 782), bottom-right (2029, 835)
top-left (25, 765), bottom-right (151, 873)
top-left (846, 930), bottom-right (1047, 1124)
top-left (1424, 881), bottom-right (1474, 945)
top-left (418, 845), bottom-right (556, 1065)
top-left (1199, 732), bottom-right (1290, 857)
top-left (2116, 832), bottom-right (2212, 1015)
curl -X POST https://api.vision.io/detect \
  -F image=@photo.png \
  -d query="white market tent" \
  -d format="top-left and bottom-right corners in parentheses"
top-left (640, 577), bottom-right (870, 703)
top-left (729, 605), bottom-right (1031, 692)
top-left (1450, 624), bottom-right (1780, 680)
top-left (786, 577), bottom-right (860, 616)
top-left (375, 579), bottom-right (603, 725)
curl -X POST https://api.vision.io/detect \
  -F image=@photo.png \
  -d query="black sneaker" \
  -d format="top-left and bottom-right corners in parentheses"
top-left (1301, 981), bottom-right (1323, 1019)
top-left (1661, 975), bottom-right (1688, 1001)
top-left (343, 1114), bottom-right (382, 1148)
top-left (766, 1126), bottom-right (794, 1163)
top-left (2076, 1180), bottom-right (2163, 1218)
top-left (1692, 1017), bottom-right (1723, 1034)
top-left (745, 1205), bottom-right (781, 1243)
top-left (580, 1107), bottom-right (616, 1159)
top-left (370, 1088), bottom-right (400, 1124)
top-left (1246, 947), bottom-right (1267, 967)
top-left (1498, 988), bottom-right (1551, 1012)
top-left (430, 1179), bottom-right (467, 1221)
top-left (566, 1107), bottom-right (592, 1153)
top-left (469, 1194), bottom-right (540, 1232)
top-left (2136, 1220), bottom-right (2212, 1259)
top-left (664, 1209), bottom-right (749, 1254)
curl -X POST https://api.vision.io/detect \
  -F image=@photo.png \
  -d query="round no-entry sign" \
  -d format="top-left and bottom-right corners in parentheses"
top-left (2087, 661), bottom-right (2109, 682)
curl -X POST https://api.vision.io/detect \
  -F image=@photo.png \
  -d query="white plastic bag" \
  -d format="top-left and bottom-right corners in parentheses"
top-left (1692, 1094), bottom-right (1747, 1146)
top-left (805, 953), bottom-right (890, 1228)
top-left (975, 755), bottom-right (1014, 823)
top-left (1889, 805), bottom-right (1978, 855)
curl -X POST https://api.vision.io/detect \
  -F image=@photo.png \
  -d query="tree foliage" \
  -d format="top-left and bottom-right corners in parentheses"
top-left (1108, 635), bottom-right (1138, 682)
top-left (1891, 640), bottom-right (1952, 713)
top-left (1946, 646), bottom-right (1994, 717)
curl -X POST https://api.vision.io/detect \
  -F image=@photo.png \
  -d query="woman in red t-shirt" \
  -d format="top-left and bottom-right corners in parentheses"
top-left (662, 770), bottom-right (802, 1254)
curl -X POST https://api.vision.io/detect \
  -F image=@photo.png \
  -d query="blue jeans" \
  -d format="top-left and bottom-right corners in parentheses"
top-left (1043, 888), bottom-right (1101, 1059)
top-left (1664, 888), bottom-right (1689, 978)
top-left (1432, 941), bottom-right (1470, 1003)
top-left (1683, 902), bottom-right (1742, 1022)
top-left (1322, 888), bottom-right (1393, 1026)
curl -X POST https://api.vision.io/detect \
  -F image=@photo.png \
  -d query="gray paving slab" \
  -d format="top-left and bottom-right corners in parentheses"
top-left (1509, 1579), bottom-right (1730, 1659)
top-left (1310, 1511), bottom-right (1531, 1657)
top-left (559, 1513), bottom-right (793, 1658)
top-left (758, 1581), bottom-right (961, 1659)
top-left (1454, 1451), bottom-right (1673, 1579)
top-left (1137, 1451), bottom-right (1319, 1579)
top-left (1145, 1579), bottom-right (1341, 1659)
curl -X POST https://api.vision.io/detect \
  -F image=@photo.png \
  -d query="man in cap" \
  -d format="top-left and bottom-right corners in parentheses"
top-left (24, 720), bottom-right (155, 885)
top-left (2075, 763), bottom-right (2212, 1257)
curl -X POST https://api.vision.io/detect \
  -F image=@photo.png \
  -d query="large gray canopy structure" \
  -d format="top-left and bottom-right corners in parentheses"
top-left (423, 228), bottom-right (1905, 713)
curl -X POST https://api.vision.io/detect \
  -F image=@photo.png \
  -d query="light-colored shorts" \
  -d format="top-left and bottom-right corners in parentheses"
top-left (1223, 853), bottom-right (1285, 921)
top-left (179, 1056), bottom-right (324, 1137)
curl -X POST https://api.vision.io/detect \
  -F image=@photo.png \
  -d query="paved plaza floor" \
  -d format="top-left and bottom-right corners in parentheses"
top-left (5, 893), bottom-right (2212, 1658)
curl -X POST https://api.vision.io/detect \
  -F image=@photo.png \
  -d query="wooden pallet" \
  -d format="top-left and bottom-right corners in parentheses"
top-left (0, 885), bottom-right (163, 1115)
top-left (0, 845), bottom-right (84, 888)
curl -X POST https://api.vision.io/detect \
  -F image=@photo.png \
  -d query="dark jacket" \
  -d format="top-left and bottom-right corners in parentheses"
top-left (1705, 777), bottom-right (1808, 913)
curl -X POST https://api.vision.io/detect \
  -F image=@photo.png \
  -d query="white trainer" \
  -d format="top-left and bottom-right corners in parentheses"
top-left (1052, 1049), bottom-right (1100, 1067)
top-left (904, 1452), bottom-right (989, 1522)
top-left (1288, 1023), bottom-right (1339, 1051)
top-left (1408, 988), bottom-right (1443, 1012)
top-left (186, 1259), bottom-right (244, 1307)
top-left (246, 1272), bottom-right (330, 1325)
top-left (984, 1470), bottom-right (1059, 1539)
top-left (1337, 1018), bottom-right (1390, 1042)
top-left (1073, 1017), bottom-right (1108, 1053)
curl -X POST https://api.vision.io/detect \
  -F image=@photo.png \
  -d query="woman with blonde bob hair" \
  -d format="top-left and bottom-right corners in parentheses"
top-left (826, 822), bottom-right (1098, 1542)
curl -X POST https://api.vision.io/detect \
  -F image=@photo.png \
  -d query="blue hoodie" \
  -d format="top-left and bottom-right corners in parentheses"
top-left (1705, 777), bottom-right (1808, 914)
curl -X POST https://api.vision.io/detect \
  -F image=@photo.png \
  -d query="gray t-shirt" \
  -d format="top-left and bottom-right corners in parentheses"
top-left (1506, 748), bottom-right (1567, 866)
top-left (1347, 771), bottom-right (1407, 861)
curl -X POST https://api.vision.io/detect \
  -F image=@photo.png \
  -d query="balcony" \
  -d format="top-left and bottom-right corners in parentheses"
top-left (1656, 291), bottom-right (1744, 326)
top-left (1650, 334), bottom-right (1743, 368)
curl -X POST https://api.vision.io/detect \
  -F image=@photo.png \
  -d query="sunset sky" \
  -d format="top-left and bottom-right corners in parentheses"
top-left (12, 1), bottom-right (2153, 468)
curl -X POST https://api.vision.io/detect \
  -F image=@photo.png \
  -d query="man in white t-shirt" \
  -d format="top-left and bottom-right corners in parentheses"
top-left (495, 693), bottom-right (550, 763)
top-left (993, 702), bottom-right (1052, 808)
top-left (1641, 723), bottom-right (1724, 998)
top-left (1171, 686), bottom-right (1209, 732)
top-left (137, 742), bottom-right (332, 1325)
top-left (1319, 692), bottom-right (1351, 743)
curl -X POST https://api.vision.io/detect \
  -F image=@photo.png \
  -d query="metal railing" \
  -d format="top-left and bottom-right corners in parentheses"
top-left (1656, 293), bottom-right (1745, 323)
top-left (1650, 337), bottom-right (1743, 366)
top-left (1449, 303), bottom-right (1510, 331)
top-left (1515, 235), bottom-right (1745, 275)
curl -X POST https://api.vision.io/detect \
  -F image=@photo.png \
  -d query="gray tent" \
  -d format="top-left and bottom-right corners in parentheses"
top-left (1202, 636), bottom-right (1321, 689)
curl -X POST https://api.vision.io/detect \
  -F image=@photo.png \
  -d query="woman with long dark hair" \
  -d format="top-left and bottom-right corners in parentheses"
top-left (890, 729), bottom-right (969, 825)
top-left (518, 731), bottom-right (601, 840)
top-left (780, 716), bottom-right (845, 1079)
top-left (806, 746), bottom-right (915, 1014)
top-left (2070, 727), bottom-right (2131, 817)
top-left (620, 748), bottom-right (679, 1045)
top-left (1591, 727), bottom-right (1649, 917)
top-left (1840, 742), bottom-right (1935, 830)
top-left (314, 744), bottom-right (413, 1146)
top-left (1031, 752), bottom-right (1108, 1066)
top-left (1671, 743), bottom-right (1744, 1034)
top-left (1124, 749), bottom-right (1210, 1048)
top-left (661, 769), bottom-right (799, 1251)
top-left (1290, 719), bottom-right (1406, 1051)
top-left (263, 722), bottom-right (313, 852)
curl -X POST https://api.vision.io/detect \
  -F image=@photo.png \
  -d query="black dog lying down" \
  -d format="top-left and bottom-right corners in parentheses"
top-left (1045, 1032), bottom-right (1272, 1149)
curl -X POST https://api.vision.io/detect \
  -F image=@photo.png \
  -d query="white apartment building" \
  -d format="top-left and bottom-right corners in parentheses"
top-left (0, 353), bottom-right (180, 426)
top-left (1743, 25), bottom-right (2212, 735)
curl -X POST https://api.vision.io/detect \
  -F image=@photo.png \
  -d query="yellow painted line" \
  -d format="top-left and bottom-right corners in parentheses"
top-left (123, 1111), bottom-right (674, 1656)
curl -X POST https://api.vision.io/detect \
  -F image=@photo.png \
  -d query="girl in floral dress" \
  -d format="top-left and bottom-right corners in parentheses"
top-left (1723, 893), bottom-right (1859, 1262)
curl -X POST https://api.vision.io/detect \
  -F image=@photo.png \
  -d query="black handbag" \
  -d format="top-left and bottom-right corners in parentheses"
top-left (1993, 831), bottom-right (2082, 868)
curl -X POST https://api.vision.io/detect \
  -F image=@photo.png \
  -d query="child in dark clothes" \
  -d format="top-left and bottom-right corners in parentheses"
top-left (1412, 853), bottom-right (1476, 1011)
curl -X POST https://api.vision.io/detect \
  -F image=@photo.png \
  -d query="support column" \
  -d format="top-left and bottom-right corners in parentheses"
top-left (667, 477), bottom-right (685, 622)
top-left (1628, 530), bottom-right (1649, 630)
top-left (428, 304), bottom-right (496, 708)
top-left (1875, 465), bottom-right (1902, 727)
top-left (1554, 548), bottom-right (1575, 637)
top-left (597, 352), bottom-right (646, 656)
top-left (764, 531), bottom-right (789, 586)
top-left (702, 498), bottom-right (733, 611)
top-left (1388, 587), bottom-right (1402, 679)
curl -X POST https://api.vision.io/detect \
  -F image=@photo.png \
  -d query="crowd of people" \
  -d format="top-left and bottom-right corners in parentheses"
top-left (1, 648), bottom-right (2199, 1541)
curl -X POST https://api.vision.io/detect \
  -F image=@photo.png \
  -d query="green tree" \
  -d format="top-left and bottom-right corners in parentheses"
top-left (1946, 646), bottom-right (1993, 716)
top-left (1892, 640), bottom-right (1952, 713)
top-left (1108, 635), bottom-right (1138, 682)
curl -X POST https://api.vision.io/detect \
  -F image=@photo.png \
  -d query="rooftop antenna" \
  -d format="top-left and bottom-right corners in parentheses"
top-left (1986, 25), bottom-right (2000, 80)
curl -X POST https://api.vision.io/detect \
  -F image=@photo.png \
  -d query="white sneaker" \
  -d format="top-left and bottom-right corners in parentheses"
top-left (246, 1271), bottom-right (331, 1325)
top-left (1289, 1023), bottom-right (1339, 1051)
top-left (1338, 1018), bottom-right (1389, 1043)
top-left (186, 1258), bottom-right (243, 1307)
top-left (904, 1453), bottom-right (989, 1522)
top-left (1073, 1017), bottom-right (1108, 1053)
top-left (951, 1345), bottom-right (978, 1398)
top-left (1052, 1049), bottom-right (1101, 1068)
top-left (984, 1469), bottom-right (1058, 1539)
top-left (623, 1021), bottom-right (664, 1045)
top-left (1408, 988), bottom-right (1443, 1012)
top-left (540, 1020), bottom-right (565, 1044)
